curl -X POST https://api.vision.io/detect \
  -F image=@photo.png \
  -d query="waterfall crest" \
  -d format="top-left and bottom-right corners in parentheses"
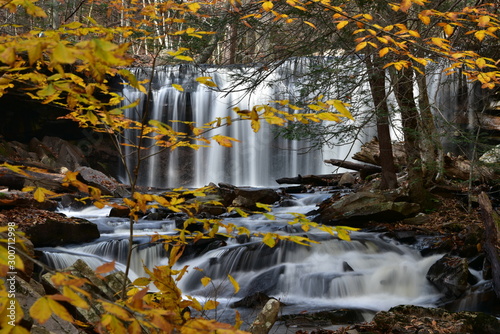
top-left (119, 59), bottom-right (369, 188)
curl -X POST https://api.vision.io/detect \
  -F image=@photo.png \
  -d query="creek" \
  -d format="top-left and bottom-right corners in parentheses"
top-left (39, 191), bottom-right (455, 329)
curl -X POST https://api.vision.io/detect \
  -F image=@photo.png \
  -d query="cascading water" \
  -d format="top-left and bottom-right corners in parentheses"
top-left (119, 58), bottom-right (375, 188)
top-left (42, 192), bottom-right (448, 330)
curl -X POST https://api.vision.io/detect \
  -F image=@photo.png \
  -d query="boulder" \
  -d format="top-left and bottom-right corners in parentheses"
top-left (42, 259), bottom-right (131, 325)
top-left (338, 172), bottom-right (356, 187)
top-left (76, 166), bottom-right (129, 197)
top-left (0, 190), bottom-right (59, 210)
top-left (41, 136), bottom-right (87, 170)
top-left (315, 191), bottom-right (420, 227)
top-left (426, 255), bottom-right (470, 298)
top-left (12, 275), bottom-right (83, 333)
top-left (231, 188), bottom-right (280, 211)
top-left (1, 208), bottom-right (99, 247)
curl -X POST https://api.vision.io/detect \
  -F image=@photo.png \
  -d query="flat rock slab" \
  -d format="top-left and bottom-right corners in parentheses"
top-left (1, 207), bottom-right (99, 247)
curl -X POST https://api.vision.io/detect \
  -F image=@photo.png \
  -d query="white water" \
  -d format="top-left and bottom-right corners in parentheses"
top-left (43, 193), bottom-right (445, 326)
top-left (119, 59), bottom-right (376, 188)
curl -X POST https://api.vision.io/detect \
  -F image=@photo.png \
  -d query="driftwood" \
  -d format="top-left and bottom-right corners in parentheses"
top-left (478, 192), bottom-right (500, 299)
top-left (276, 174), bottom-right (342, 185)
top-left (249, 298), bottom-right (281, 334)
top-left (324, 159), bottom-right (381, 179)
top-left (352, 137), bottom-right (407, 168)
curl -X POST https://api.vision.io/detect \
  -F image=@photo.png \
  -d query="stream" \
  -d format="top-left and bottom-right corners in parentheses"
top-left (37, 190), bottom-right (456, 330)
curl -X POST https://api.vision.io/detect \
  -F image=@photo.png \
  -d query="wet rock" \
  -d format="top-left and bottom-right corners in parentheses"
top-left (231, 292), bottom-right (274, 308)
top-left (426, 255), bottom-right (470, 298)
top-left (231, 188), bottom-right (280, 211)
top-left (0, 225), bottom-right (35, 281)
top-left (2, 207), bottom-right (99, 247)
top-left (12, 275), bottom-right (82, 333)
top-left (315, 191), bottom-right (420, 227)
top-left (0, 190), bottom-right (59, 210)
top-left (109, 204), bottom-right (131, 218)
top-left (76, 166), bottom-right (129, 197)
top-left (42, 259), bottom-right (131, 326)
top-left (373, 305), bottom-right (500, 334)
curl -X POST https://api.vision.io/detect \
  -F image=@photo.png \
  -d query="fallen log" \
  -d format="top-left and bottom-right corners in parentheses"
top-left (352, 137), bottom-right (407, 168)
top-left (478, 192), bottom-right (500, 299)
top-left (324, 159), bottom-right (381, 179)
top-left (276, 174), bottom-right (342, 185)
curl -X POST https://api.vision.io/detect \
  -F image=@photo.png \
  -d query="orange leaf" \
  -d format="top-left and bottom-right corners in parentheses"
top-left (400, 0), bottom-right (411, 12)
top-left (95, 261), bottom-right (116, 274)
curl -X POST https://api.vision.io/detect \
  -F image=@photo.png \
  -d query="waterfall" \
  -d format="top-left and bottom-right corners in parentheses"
top-left (119, 58), bottom-right (373, 188)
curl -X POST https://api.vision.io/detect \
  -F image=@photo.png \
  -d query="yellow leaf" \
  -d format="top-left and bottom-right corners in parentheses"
top-left (27, 42), bottom-right (42, 65)
top-left (201, 276), bottom-right (211, 287)
top-left (336, 227), bottom-right (351, 241)
top-left (304, 21), bottom-right (316, 29)
top-left (30, 298), bottom-right (52, 324)
top-left (317, 112), bottom-right (341, 122)
top-left (175, 55), bottom-right (194, 61)
top-left (228, 274), bottom-right (240, 294)
top-left (262, 233), bottom-right (277, 248)
top-left (262, 1), bottom-right (273, 11)
top-left (478, 15), bottom-right (490, 28)
top-left (443, 24), bottom-right (454, 37)
top-left (355, 41), bottom-right (367, 52)
top-left (132, 277), bottom-right (151, 286)
top-left (336, 21), bottom-right (349, 30)
top-left (62, 286), bottom-right (89, 309)
top-left (48, 297), bottom-right (74, 323)
top-left (474, 30), bottom-right (486, 41)
top-left (52, 42), bottom-right (76, 64)
top-left (475, 58), bottom-right (487, 69)
top-left (187, 2), bottom-right (200, 12)
top-left (0, 47), bottom-right (16, 66)
top-left (331, 100), bottom-right (354, 120)
top-left (419, 14), bottom-right (430, 25)
top-left (33, 187), bottom-right (46, 202)
top-left (203, 300), bottom-right (219, 311)
top-left (101, 302), bottom-right (131, 321)
top-left (172, 84), bottom-right (184, 92)
top-left (213, 134), bottom-right (240, 147)
top-left (379, 47), bottom-right (390, 57)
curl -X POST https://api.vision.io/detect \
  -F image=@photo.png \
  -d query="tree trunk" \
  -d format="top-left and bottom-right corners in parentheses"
top-left (365, 55), bottom-right (398, 189)
top-left (478, 192), bottom-right (500, 299)
top-left (393, 65), bottom-right (430, 205)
